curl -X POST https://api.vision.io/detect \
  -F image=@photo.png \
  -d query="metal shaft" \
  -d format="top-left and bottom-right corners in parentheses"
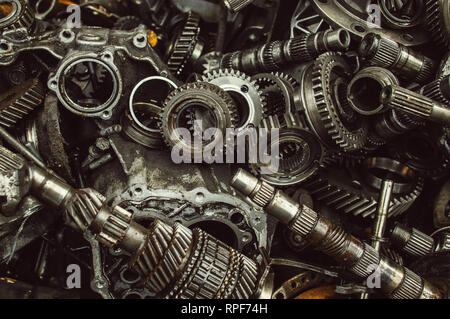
top-left (230, 168), bottom-right (444, 299)
top-left (372, 179), bottom-right (394, 251)
top-left (220, 28), bottom-right (350, 74)
top-left (359, 33), bottom-right (435, 84)
top-left (382, 85), bottom-right (450, 126)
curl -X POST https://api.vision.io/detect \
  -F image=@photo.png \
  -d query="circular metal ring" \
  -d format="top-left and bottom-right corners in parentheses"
top-left (129, 76), bottom-right (178, 133)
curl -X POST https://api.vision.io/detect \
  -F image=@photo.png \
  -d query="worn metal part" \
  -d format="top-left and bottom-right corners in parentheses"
top-left (359, 33), bottom-right (435, 84)
top-left (231, 169), bottom-right (444, 299)
top-left (203, 69), bottom-right (264, 133)
top-left (310, 0), bottom-right (428, 46)
top-left (381, 85), bottom-right (450, 126)
top-left (300, 52), bottom-right (368, 152)
top-left (391, 223), bottom-right (436, 257)
top-left (223, 0), bottom-right (255, 13)
top-left (425, 0), bottom-right (450, 49)
top-left (219, 29), bottom-right (350, 74)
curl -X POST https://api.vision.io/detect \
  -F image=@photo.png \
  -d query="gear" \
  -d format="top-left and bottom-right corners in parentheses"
top-left (202, 69), bottom-right (265, 132)
top-left (0, 77), bottom-right (44, 128)
top-left (425, 0), bottom-right (450, 49)
top-left (301, 164), bottom-right (423, 219)
top-left (161, 81), bottom-right (238, 158)
top-left (250, 127), bottom-right (324, 186)
top-left (301, 52), bottom-right (368, 152)
top-left (165, 11), bottom-right (201, 76)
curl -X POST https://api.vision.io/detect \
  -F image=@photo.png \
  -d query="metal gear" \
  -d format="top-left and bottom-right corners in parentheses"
top-left (0, 77), bottom-right (45, 128)
top-left (425, 0), bottom-right (450, 49)
top-left (202, 69), bottom-right (265, 133)
top-left (300, 162), bottom-right (424, 219)
top-left (161, 81), bottom-right (238, 157)
top-left (165, 11), bottom-right (202, 76)
top-left (300, 52), bottom-right (368, 152)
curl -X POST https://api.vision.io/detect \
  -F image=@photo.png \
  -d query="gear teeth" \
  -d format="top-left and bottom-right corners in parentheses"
top-left (309, 53), bottom-right (368, 152)
top-left (301, 167), bottom-right (423, 219)
top-left (367, 37), bottom-right (399, 67)
top-left (391, 267), bottom-right (424, 299)
top-left (166, 12), bottom-right (201, 76)
top-left (0, 77), bottom-right (45, 128)
top-left (288, 36), bottom-right (313, 61)
top-left (425, 0), bottom-right (450, 49)
top-left (161, 81), bottom-right (239, 150)
top-left (202, 69), bottom-right (265, 129)
top-left (422, 75), bottom-right (450, 106)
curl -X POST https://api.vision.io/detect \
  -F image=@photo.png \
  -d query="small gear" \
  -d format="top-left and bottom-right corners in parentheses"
top-left (165, 12), bottom-right (201, 76)
top-left (161, 81), bottom-right (238, 158)
top-left (249, 127), bottom-right (324, 186)
top-left (301, 52), bottom-right (368, 152)
top-left (425, 0), bottom-right (450, 49)
top-left (0, 77), bottom-right (45, 128)
top-left (202, 69), bottom-right (265, 132)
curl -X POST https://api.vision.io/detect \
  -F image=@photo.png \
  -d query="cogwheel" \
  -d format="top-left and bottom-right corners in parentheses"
top-left (202, 69), bottom-right (265, 131)
top-left (252, 72), bottom-right (293, 118)
top-left (302, 52), bottom-right (368, 152)
top-left (249, 127), bottom-right (324, 186)
top-left (0, 77), bottom-right (44, 128)
top-left (301, 165), bottom-right (423, 219)
top-left (165, 12), bottom-right (201, 76)
top-left (160, 81), bottom-right (238, 157)
top-left (425, 0), bottom-right (450, 49)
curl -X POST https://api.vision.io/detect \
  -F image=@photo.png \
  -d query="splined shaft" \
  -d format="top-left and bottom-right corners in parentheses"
top-left (230, 168), bottom-right (444, 299)
top-left (359, 33), bottom-right (435, 84)
top-left (390, 223), bottom-right (435, 258)
top-left (382, 85), bottom-right (450, 126)
top-left (220, 29), bottom-right (351, 74)
top-left (223, 0), bottom-right (255, 12)
top-left (0, 145), bottom-right (260, 299)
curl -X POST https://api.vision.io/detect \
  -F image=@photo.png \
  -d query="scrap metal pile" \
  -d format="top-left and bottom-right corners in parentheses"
top-left (0, 0), bottom-right (449, 299)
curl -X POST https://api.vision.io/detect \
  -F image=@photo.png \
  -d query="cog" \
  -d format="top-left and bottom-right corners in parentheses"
top-left (202, 69), bottom-right (265, 131)
top-left (306, 52), bottom-right (369, 152)
top-left (165, 12), bottom-right (201, 76)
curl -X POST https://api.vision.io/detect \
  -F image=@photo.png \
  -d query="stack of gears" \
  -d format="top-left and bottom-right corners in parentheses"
top-left (0, 0), bottom-right (448, 299)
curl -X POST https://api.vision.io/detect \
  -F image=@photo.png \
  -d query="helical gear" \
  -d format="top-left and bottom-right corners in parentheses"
top-left (300, 165), bottom-right (424, 219)
top-left (425, 0), bottom-right (450, 49)
top-left (300, 52), bottom-right (368, 152)
top-left (0, 77), bottom-right (45, 128)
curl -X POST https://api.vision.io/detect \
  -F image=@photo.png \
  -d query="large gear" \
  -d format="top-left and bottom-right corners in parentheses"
top-left (0, 77), bottom-right (44, 128)
top-left (202, 69), bottom-right (265, 133)
top-left (300, 163), bottom-right (424, 219)
top-left (425, 0), bottom-right (450, 49)
top-left (165, 11), bottom-right (202, 76)
top-left (300, 52), bottom-right (368, 152)
top-left (161, 81), bottom-right (238, 158)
